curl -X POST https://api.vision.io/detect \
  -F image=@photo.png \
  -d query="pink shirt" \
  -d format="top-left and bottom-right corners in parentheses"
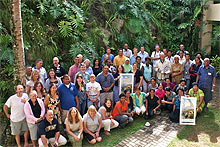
top-left (24, 98), bottom-right (45, 124)
top-left (68, 64), bottom-right (80, 82)
top-left (155, 89), bottom-right (165, 100)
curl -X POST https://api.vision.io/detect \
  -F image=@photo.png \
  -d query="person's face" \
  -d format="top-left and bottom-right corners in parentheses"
top-left (174, 57), bottom-right (179, 63)
top-left (53, 58), bottom-right (59, 65)
top-left (193, 85), bottom-right (198, 91)
top-left (71, 109), bottom-right (77, 118)
top-left (95, 59), bottom-right (99, 66)
top-left (49, 71), bottom-right (55, 78)
top-left (151, 80), bottom-right (156, 85)
top-left (150, 90), bottom-right (155, 96)
top-left (118, 66), bottom-right (123, 73)
top-left (105, 100), bottom-right (112, 108)
top-left (155, 46), bottom-right (160, 51)
top-left (85, 61), bottom-right (90, 68)
top-left (30, 93), bottom-right (37, 102)
top-left (168, 51), bottom-right (172, 57)
top-left (136, 58), bottom-right (141, 63)
top-left (77, 76), bottom-right (83, 83)
top-left (80, 65), bottom-right (86, 73)
top-left (63, 76), bottom-right (70, 85)
top-left (160, 54), bottom-right (165, 60)
top-left (46, 111), bottom-right (54, 122)
top-left (118, 50), bottom-right (123, 56)
top-left (124, 44), bottom-right (128, 50)
top-left (166, 79), bottom-right (170, 84)
top-left (16, 85), bottom-right (24, 94)
top-left (165, 90), bottom-right (171, 95)
top-left (26, 67), bottom-right (32, 75)
top-left (90, 76), bottom-right (95, 82)
top-left (178, 90), bottom-right (184, 96)
top-left (204, 59), bottom-right (209, 67)
top-left (89, 109), bottom-right (96, 118)
top-left (74, 57), bottom-right (79, 64)
top-left (180, 45), bottom-right (184, 50)
top-left (50, 85), bottom-right (57, 93)
top-left (180, 81), bottom-right (185, 86)
top-left (125, 91), bottom-right (131, 98)
top-left (106, 48), bottom-right (111, 54)
top-left (78, 56), bottom-right (83, 63)
top-left (126, 60), bottom-right (129, 65)
top-left (133, 63), bottom-right (137, 70)
top-left (197, 54), bottom-right (202, 58)
top-left (34, 73), bottom-right (39, 80)
top-left (163, 49), bottom-right (167, 55)
top-left (133, 48), bottom-right (138, 54)
top-left (36, 61), bottom-right (43, 68)
top-left (185, 55), bottom-right (190, 60)
top-left (140, 47), bottom-right (144, 52)
top-left (36, 83), bottom-right (42, 91)
top-left (120, 96), bottom-right (126, 103)
top-left (179, 51), bottom-right (184, 57)
top-left (106, 60), bottom-right (111, 66)
top-left (146, 59), bottom-right (150, 65)
top-left (195, 58), bottom-right (200, 64)
top-left (136, 89), bottom-right (140, 94)
top-left (158, 85), bottom-right (163, 90)
top-left (103, 66), bottom-right (109, 74)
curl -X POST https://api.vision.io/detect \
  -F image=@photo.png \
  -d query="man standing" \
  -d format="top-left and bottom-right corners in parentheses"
top-left (138, 46), bottom-right (149, 63)
top-left (3, 85), bottom-right (29, 147)
top-left (96, 65), bottom-right (115, 106)
top-left (151, 44), bottom-right (161, 78)
top-left (102, 48), bottom-right (114, 63)
top-left (130, 48), bottom-right (138, 65)
top-left (113, 49), bottom-right (126, 67)
top-left (33, 59), bottom-right (47, 88)
top-left (176, 44), bottom-right (189, 55)
top-left (51, 57), bottom-right (66, 78)
top-left (183, 53), bottom-right (192, 90)
top-left (25, 65), bottom-right (32, 84)
top-left (68, 56), bottom-right (80, 82)
top-left (77, 54), bottom-right (83, 64)
top-left (154, 52), bottom-right (171, 83)
top-left (196, 58), bottom-right (216, 111)
top-left (123, 43), bottom-right (132, 58)
top-left (84, 59), bottom-right (93, 75)
top-left (165, 50), bottom-right (174, 64)
top-left (58, 75), bottom-right (79, 122)
top-left (38, 110), bottom-right (67, 147)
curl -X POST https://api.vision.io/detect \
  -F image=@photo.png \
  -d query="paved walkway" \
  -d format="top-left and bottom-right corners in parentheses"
top-left (116, 79), bottom-right (219, 147)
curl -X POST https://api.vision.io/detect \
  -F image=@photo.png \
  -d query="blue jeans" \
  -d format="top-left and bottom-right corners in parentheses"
top-left (144, 109), bottom-right (154, 120)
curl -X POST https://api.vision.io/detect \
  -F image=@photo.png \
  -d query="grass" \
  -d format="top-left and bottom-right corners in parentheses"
top-left (81, 116), bottom-right (147, 147)
top-left (168, 107), bottom-right (220, 147)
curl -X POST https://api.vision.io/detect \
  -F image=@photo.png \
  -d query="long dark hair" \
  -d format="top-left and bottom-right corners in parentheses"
top-left (75, 74), bottom-right (84, 90)
top-left (48, 69), bottom-right (57, 79)
top-left (48, 83), bottom-right (59, 96)
top-left (104, 98), bottom-right (112, 112)
top-left (93, 58), bottom-right (100, 68)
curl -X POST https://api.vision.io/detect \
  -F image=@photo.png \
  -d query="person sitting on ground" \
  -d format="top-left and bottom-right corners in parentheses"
top-left (45, 69), bottom-right (62, 92)
top-left (38, 110), bottom-right (67, 147)
top-left (176, 78), bottom-right (188, 95)
top-left (162, 78), bottom-right (175, 91)
top-left (161, 87), bottom-right (176, 112)
top-left (131, 86), bottom-right (146, 116)
top-left (155, 83), bottom-right (165, 100)
top-left (65, 107), bottom-right (83, 147)
top-left (83, 105), bottom-right (102, 144)
top-left (98, 98), bottom-right (119, 136)
top-left (124, 89), bottom-right (134, 113)
top-left (145, 88), bottom-right (161, 120)
top-left (112, 94), bottom-right (133, 128)
top-left (148, 78), bottom-right (158, 92)
top-left (169, 87), bottom-right (184, 123)
top-left (188, 82), bottom-right (205, 114)
top-left (33, 81), bottom-right (48, 101)
top-left (3, 85), bottom-right (29, 147)
top-left (24, 90), bottom-right (45, 147)
top-left (26, 70), bottom-right (41, 95)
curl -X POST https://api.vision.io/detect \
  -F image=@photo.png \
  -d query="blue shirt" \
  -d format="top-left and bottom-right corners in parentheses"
top-left (138, 51), bottom-right (149, 63)
top-left (57, 83), bottom-right (78, 110)
top-left (130, 55), bottom-right (137, 65)
top-left (197, 65), bottom-right (216, 89)
top-left (96, 72), bottom-right (115, 93)
top-left (74, 71), bottom-right (90, 84)
top-left (174, 95), bottom-right (181, 110)
top-left (101, 54), bottom-right (114, 63)
top-left (86, 67), bottom-right (93, 75)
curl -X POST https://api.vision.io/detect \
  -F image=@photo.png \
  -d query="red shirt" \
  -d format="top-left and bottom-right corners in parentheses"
top-left (112, 101), bottom-right (128, 119)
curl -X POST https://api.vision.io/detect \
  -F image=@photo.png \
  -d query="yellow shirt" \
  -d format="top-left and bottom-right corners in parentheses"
top-left (113, 55), bottom-right (126, 67)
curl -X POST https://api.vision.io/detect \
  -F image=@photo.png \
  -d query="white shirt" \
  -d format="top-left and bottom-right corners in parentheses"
top-left (5, 93), bottom-right (29, 122)
top-left (154, 59), bottom-right (171, 80)
top-left (123, 49), bottom-right (132, 58)
top-left (179, 56), bottom-right (186, 64)
top-left (86, 81), bottom-right (102, 96)
top-left (165, 56), bottom-right (174, 64)
top-left (32, 67), bottom-right (47, 88)
top-left (151, 51), bottom-right (161, 66)
top-left (138, 51), bottom-right (149, 63)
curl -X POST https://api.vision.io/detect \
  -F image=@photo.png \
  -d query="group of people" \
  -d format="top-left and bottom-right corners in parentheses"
top-left (3, 44), bottom-right (217, 147)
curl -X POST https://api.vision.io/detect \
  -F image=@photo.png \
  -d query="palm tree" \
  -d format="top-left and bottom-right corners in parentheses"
top-left (12, 0), bottom-right (25, 85)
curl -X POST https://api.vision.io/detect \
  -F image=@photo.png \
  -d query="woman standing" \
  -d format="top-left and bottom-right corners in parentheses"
top-left (92, 59), bottom-right (102, 77)
top-left (65, 107), bottom-right (83, 147)
top-left (98, 98), bottom-right (119, 136)
top-left (33, 81), bottom-right (47, 101)
top-left (113, 65), bottom-right (124, 103)
top-left (24, 90), bottom-right (45, 147)
top-left (132, 62), bottom-right (143, 91)
top-left (83, 105), bottom-right (102, 144)
top-left (44, 83), bottom-right (62, 124)
top-left (45, 69), bottom-right (62, 92)
top-left (26, 70), bottom-right (41, 95)
top-left (75, 74), bottom-right (87, 116)
top-left (170, 55), bottom-right (183, 84)
top-left (141, 57), bottom-right (152, 93)
top-left (189, 56), bottom-right (202, 88)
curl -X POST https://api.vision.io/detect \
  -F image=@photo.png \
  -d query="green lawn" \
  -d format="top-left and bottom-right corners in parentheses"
top-left (168, 107), bottom-right (220, 147)
top-left (81, 116), bottom-right (146, 147)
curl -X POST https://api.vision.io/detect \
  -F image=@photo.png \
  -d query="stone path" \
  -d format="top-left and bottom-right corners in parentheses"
top-left (116, 79), bottom-right (219, 147)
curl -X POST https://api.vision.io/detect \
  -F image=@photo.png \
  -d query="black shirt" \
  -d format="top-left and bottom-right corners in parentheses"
top-left (92, 66), bottom-right (102, 76)
top-left (38, 118), bottom-right (59, 139)
top-left (146, 95), bottom-right (159, 110)
top-left (134, 69), bottom-right (143, 83)
top-left (51, 64), bottom-right (66, 78)
top-left (29, 99), bottom-right (41, 118)
top-left (113, 72), bottom-right (120, 87)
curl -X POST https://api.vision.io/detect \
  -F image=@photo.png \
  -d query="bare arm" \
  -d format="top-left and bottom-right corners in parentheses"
top-left (40, 135), bottom-right (48, 147)
top-left (54, 132), bottom-right (60, 145)
top-left (196, 75), bottom-right (200, 83)
top-left (75, 96), bottom-right (79, 109)
top-left (83, 122), bottom-right (95, 137)
top-left (3, 105), bottom-right (10, 119)
top-left (65, 124), bottom-right (78, 138)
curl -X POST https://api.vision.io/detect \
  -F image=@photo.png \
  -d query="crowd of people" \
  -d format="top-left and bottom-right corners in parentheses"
top-left (3, 44), bottom-right (217, 147)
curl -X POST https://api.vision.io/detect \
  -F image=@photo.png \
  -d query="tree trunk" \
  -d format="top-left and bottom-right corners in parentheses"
top-left (12, 0), bottom-right (25, 85)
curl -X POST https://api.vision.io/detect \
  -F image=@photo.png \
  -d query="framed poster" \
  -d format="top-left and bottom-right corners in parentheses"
top-left (180, 96), bottom-right (197, 125)
top-left (119, 73), bottom-right (134, 94)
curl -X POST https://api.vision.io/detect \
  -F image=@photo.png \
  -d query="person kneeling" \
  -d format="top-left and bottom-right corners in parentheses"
top-left (65, 107), bottom-right (83, 147)
top-left (145, 88), bottom-right (161, 120)
top-left (98, 98), bottom-right (119, 136)
top-left (38, 110), bottom-right (67, 147)
top-left (83, 105), bottom-right (102, 144)
top-left (131, 87), bottom-right (146, 116)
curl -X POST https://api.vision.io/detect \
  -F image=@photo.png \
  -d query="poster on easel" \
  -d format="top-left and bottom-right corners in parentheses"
top-left (119, 73), bottom-right (134, 94)
top-left (180, 96), bottom-right (197, 125)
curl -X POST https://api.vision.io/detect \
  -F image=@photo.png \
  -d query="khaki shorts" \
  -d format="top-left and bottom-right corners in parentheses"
top-left (61, 110), bottom-right (68, 123)
top-left (11, 119), bottom-right (28, 135)
top-left (28, 123), bottom-right (38, 140)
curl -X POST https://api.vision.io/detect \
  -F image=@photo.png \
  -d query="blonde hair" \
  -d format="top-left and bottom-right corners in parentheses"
top-left (87, 105), bottom-right (97, 115)
top-left (29, 90), bottom-right (37, 98)
top-left (31, 70), bottom-right (40, 81)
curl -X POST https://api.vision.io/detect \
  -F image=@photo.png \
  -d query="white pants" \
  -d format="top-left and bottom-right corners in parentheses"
top-left (38, 135), bottom-right (67, 147)
top-left (134, 105), bottom-right (146, 115)
top-left (102, 119), bottom-right (119, 132)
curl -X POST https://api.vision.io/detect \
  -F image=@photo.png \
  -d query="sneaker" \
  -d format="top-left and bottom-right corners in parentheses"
top-left (145, 122), bottom-right (150, 127)
top-left (104, 131), bottom-right (111, 136)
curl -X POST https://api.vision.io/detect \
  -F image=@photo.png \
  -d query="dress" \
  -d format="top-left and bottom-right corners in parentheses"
top-left (170, 63), bottom-right (183, 84)
top-left (47, 95), bottom-right (61, 124)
